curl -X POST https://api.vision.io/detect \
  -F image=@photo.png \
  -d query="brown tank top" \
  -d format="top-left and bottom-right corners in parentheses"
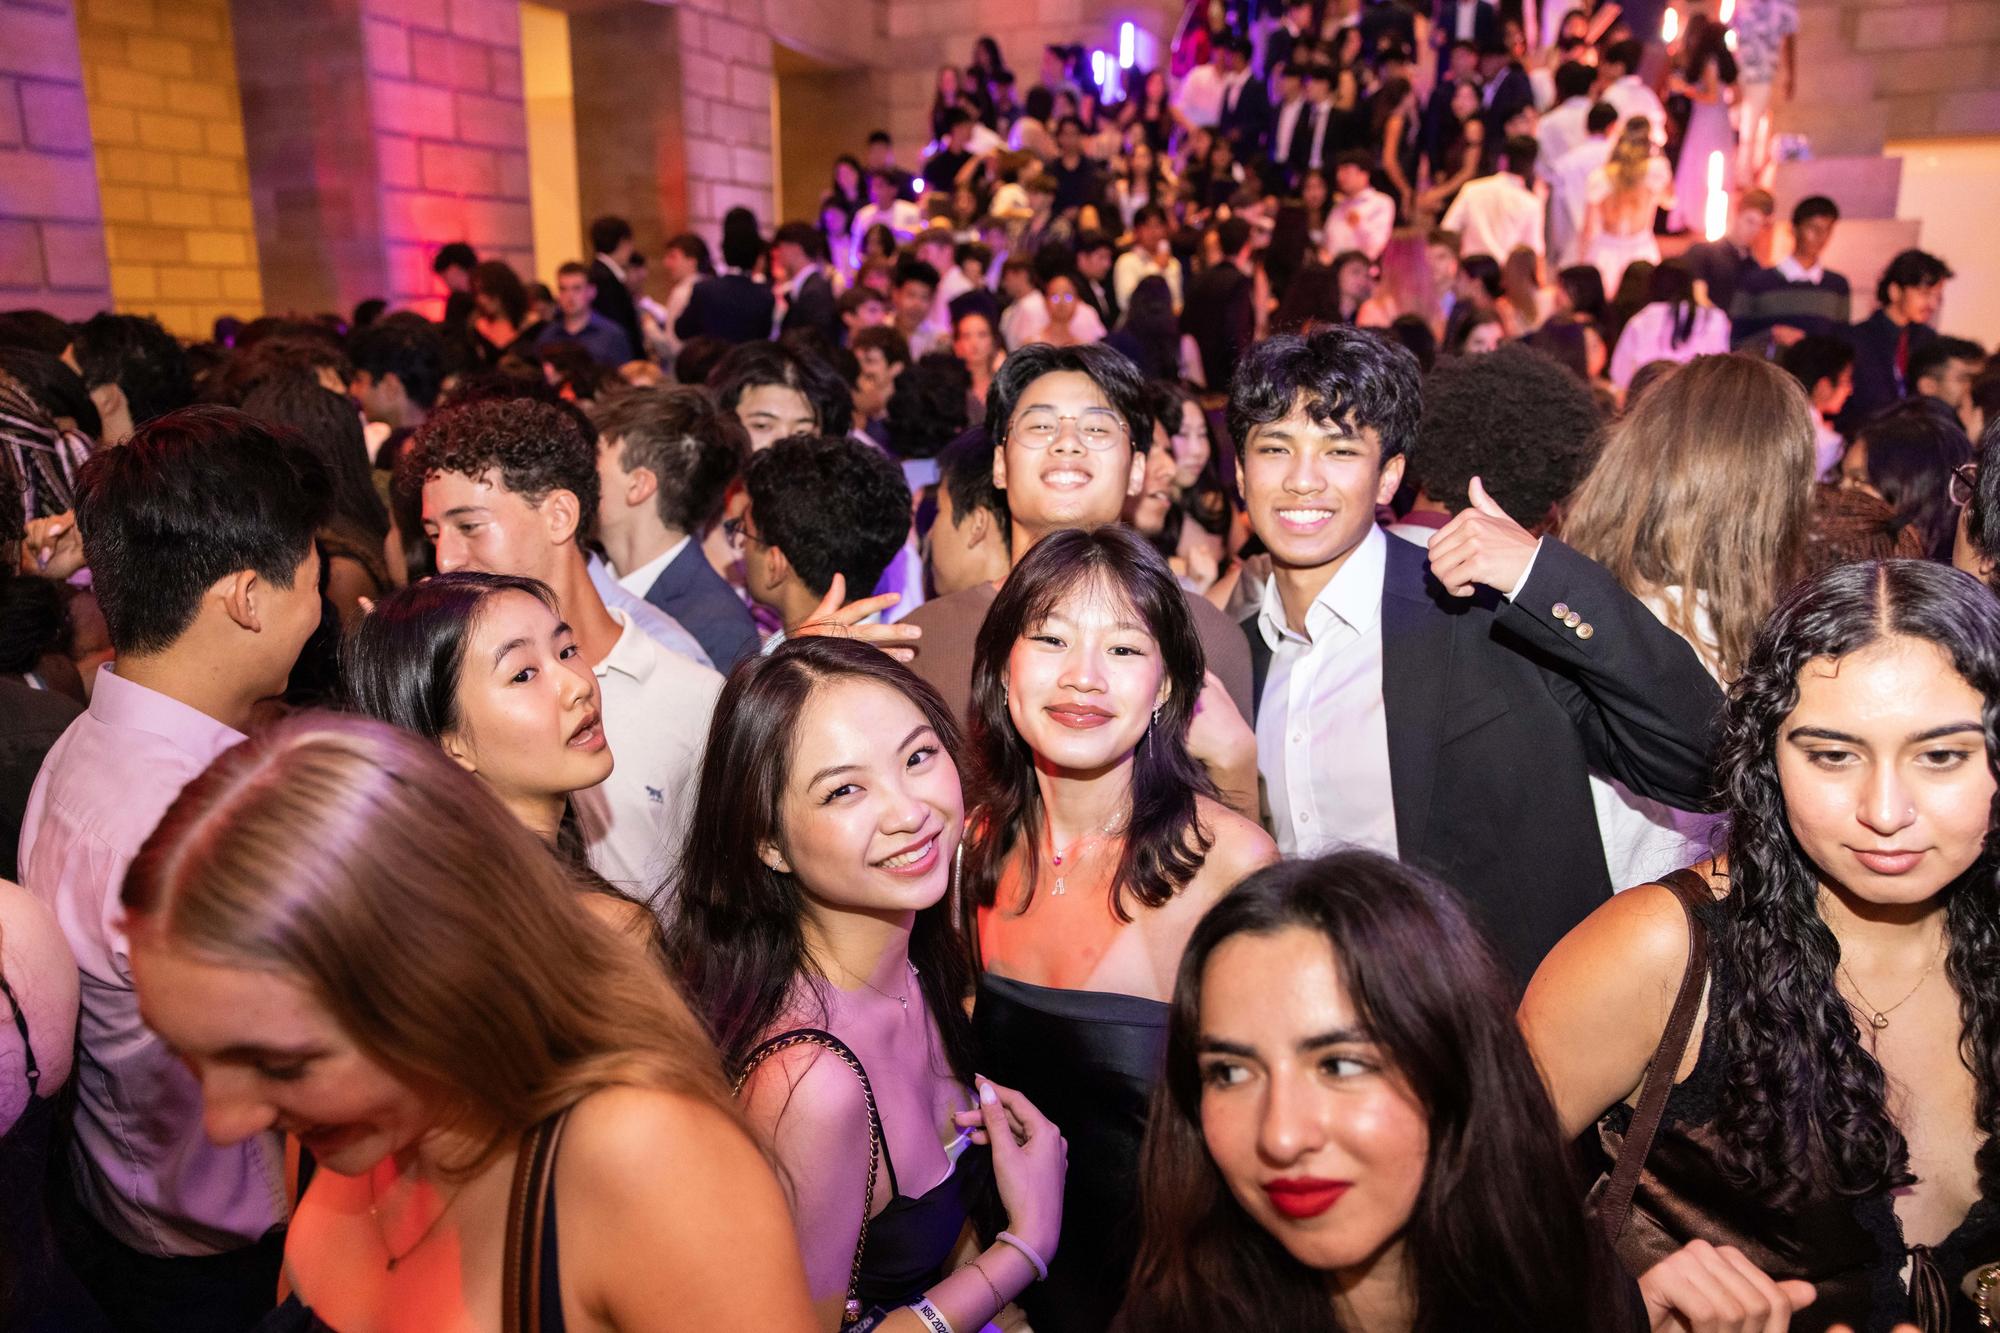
top-left (1592, 869), bottom-right (1998, 1333)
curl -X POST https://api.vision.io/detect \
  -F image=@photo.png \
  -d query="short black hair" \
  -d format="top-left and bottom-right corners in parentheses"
top-left (346, 316), bottom-right (445, 410)
top-left (1132, 203), bottom-right (1169, 230)
top-left (1776, 333), bottom-right (1855, 394)
top-left (1792, 195), bottom-right (1839, 228)
top-left (1554, 60), bottom-right (1595, 101)
top-left (887, 353), bottom-right (972, 461)
top-left (708, 340), bottom-right (854, 437)
top-left (942, 106), bottom-right (974, 132)
top-left (398, 396), bottom-right (599, 537)
top-left (1910, 335), bottom-right (1986, 388)
top-left (1075, 229), bottom-right (1115, 258)
top-left (0, 309), bottom-right (74, 356)
top-left (674, 336), bottom-right (730, 389)
top-left (867, 129), bottom-right (893, 146)
top-left (1410, 342), bottom-right (1601, 520)
top-left (1500, 135), bottom-right (1538, 177)
top-left (588, 215), bottom-right (633, 255)
top-left (838, 285), bottom-right (888, 319)
top-left (70, 313), bottom-right (193, 426)
top-left (743, 434), bottom-right (911, 598)
top-left (937, 425), bottom-right (1009, 540)
top-left (1332, 148), bottom-right (1375, 174)
top-left (1217, 216), bottom-right (1254, 258)
top-left (1024, 86), bottom-right (1055, 122)
top-left (720, 207), bottom-right (765, 272)
top-left (1604, 38), bottom-right (1643, 71)
top-left (773, 220), bottom-right (826, 259)
top-left (432, 242), bottom-right (477, 275)
top-left (1227, 327), bottom-right (1424, 466)
top-left (985, 341), bottom-right (1155, 453)
top-left (74, 406), bottom-right (330, 654)
top-left (851, 325), bottom-right (911, 368)
top-left (893, 256), bottom-right (941, 293)
top-left (240, 376), bottom-right (389, 547)
top-left (1585, 100), bottom-right (1619, 133)
top-left (1876, 248), bottom-right (1953, 307)
top-left (594, 385), bottom-right (746, 534)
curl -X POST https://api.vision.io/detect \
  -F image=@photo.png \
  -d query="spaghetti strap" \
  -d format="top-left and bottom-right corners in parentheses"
top-left (740, 1027), bottom-right (902, 1197)
top-left (1598, 867), bottom-right (1712, 1245)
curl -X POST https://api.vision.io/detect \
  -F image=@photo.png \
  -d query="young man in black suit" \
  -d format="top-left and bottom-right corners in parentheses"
top-left (1182, 215), bottom-right (1258, 392)
top-left (1233, 326), bottom-right (1722, 981)
top-left (773, 221), bottom-right (839, 344)
top-left (674, 208), bottom-right (777, 346)
top-left (1215, 33), bottom-right (1272, 162)
top-left (587, 215), bottom-right (644, 355)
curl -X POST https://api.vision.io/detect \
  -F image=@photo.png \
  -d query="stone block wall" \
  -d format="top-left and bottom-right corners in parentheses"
top-left (1784, 0), bottom-right (2000, 146)
top-left (676, 1), bottom-right (777, 240)
top-left (0, 0), bottom-right (113, 320)
top-left (73, 0), bottom-right (258, 337)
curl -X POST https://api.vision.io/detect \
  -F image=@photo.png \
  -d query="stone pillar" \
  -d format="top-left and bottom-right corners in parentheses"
top-left (233, 0), bottom-right (533, 321)
top-left (569, 1), bottom-right (774, 255)
top-left (72, 0), bottom-right (258, 337)
top-left (0, 0), bottom-right (112, 321)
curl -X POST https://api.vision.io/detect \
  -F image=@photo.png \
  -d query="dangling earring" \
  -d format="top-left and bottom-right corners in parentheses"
top-left (948, 838), bottom-right (964, 926)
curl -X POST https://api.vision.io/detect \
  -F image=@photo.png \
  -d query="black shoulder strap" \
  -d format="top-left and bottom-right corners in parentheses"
top-left (503, 1106), bottom-right (573, 1333)
top-left (0, 972), bottom-right (39, 1095)
top-left (1599, 867), bottom-right (1713, 1245)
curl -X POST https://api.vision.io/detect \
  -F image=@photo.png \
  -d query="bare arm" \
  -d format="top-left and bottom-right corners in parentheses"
top-left (1380, 113), bottom-right (1414, 204)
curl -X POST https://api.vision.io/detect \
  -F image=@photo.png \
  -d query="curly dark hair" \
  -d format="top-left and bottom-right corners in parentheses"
top-left (742, 433), bottom-right (911, 598)
top-left (1410, 342), bottom-right (1602, 522)
top-left (886, 352), bottom-right (972, 461)
top-left (1226, 327), bottom-right (1424, 466)
top-left (347, 315), bottom-right (446, 411)
top-left (397, 396), bottom-right (598, 531)
top-left (965, 527), bottom-right (1217, 923)
top-left (1713, 559), bottom-right (2000, 1210)
top-left (70, 312), bottom-right (194, 427)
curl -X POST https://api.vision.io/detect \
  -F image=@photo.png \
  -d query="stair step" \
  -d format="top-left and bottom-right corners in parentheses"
top-left (1771, 155), bottom-right (1904, 220)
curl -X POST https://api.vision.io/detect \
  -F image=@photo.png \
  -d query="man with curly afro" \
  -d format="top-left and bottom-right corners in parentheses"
top-left (400, 395), bottom-right (723, 901)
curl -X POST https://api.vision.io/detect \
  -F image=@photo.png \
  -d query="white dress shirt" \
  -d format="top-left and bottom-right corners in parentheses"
top-left (1271, 97), bottom-right (1306, 164)
top-left (613, 535), bottom-right (691, 599)
top-left (1112, 248), bottom-right (1184, 311)
top-left (1325, 188), bottom-right (1397, 260)
top-left (1176, 63), bottom-right (1227, 128)
top-left (1603, 75), bottom-right (1668, 148)
top-left (574, 609), bottom-right (724, 901)
top-left (1255, 526), bottom-right (1400, 858)
top-left (1536, 97), bottom-right (1593, 179)
top-left (1441, 171), bottom-right (1547, 260)
top-left (1549, 135), bottom-right (1615, 264)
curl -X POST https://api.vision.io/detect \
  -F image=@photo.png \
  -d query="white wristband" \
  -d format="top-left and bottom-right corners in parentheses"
top-left (908, 1296), bottom-right (954, 1333)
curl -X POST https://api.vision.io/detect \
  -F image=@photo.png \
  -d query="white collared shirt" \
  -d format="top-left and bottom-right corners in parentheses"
top-left (614, 535), bottom-right (691, 599)
top-left (587, 554), bottom-right (714, 670)
top-left (1326, 188), bottom-right (1397, 260)
top-left (1441, 171), bottom-right (1547, 261)
top-left (1255, 525), bottom-right (1399, 858)
top-left (1272, 97), bottom-right (1306, 163)
top-left (1776, 254), bottom-right (1826, 284)
top-left (573, 609), bottom-right (724, 902)
top-left (1603, 76), bottom-right (1668, 148)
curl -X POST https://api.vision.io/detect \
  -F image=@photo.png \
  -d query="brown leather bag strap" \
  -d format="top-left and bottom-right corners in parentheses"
top-left (502, 1108), bottom-right (573, 1333)
top-left (1600, 867), bottom-right (1713, 1245)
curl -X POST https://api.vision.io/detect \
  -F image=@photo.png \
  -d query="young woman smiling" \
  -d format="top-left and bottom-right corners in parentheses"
top-left (964, 526), bottom-right (1276, 1332)
top-left (664, 638), bottom-right (1067, 1333)
top-left (125, 714), bottom-right (814, 1332)
top-left (1524, 559), bottom-right (2000, 1331)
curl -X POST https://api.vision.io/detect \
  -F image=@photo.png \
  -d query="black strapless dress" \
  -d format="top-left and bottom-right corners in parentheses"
top-left (973, 974), bottom-right (1169, 1333)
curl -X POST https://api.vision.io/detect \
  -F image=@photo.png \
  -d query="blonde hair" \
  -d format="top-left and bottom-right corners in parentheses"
top-left (123, 711), bottom-right (744, 1176)
top-left (1561, 355), bottom-right (1816, 680)
top-left (1605, 117), bottom-right (1655, 192)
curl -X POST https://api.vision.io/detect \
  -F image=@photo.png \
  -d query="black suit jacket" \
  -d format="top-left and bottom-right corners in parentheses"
top-left (1244, 535), bottom-right (1723, 982)
top-left (1433, 0), bottom-right (1500, 47)
top-left (675, 274), bottom-right (777, 346)
top-left (779, 271), bottom-right (839, 344)
top-left (0, 679), bottom-right (79, 881)
top-left (1840, 309), bottom-right (1935, 435)
top-left (1218, 74), bottom-right (1272, 160)
top-left (589, 258), bottom-right (643, 357)
top-left (1481, 64), bottom-right (1535, 141)
top-left (641, 540), bottom-right (760, 670)
top-left (1182, 261), bottom-right (1255, 392)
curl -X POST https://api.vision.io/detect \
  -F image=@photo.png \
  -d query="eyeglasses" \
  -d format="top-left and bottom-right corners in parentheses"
top-left (1952, 461), bottom-right (1979, 509)
top-left (1008, 407), bottom-right (1131, 451)
top-left (721, 515), bottom-right (766, 547)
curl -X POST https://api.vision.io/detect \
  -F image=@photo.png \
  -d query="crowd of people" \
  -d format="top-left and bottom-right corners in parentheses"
top-left (0, 5), bottom-right (1997, 1333)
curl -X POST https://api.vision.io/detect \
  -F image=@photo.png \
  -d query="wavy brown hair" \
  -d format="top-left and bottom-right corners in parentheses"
top-left (1562, 354), bottom-right (1815, 680)
top-left (122, 712), bottom-right (745, 1177)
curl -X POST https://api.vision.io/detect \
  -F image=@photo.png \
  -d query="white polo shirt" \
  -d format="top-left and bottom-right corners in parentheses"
top-left (573, 608), bottom-right (723, 902)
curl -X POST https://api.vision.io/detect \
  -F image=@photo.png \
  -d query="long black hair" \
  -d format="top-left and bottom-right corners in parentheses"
top-left (965, 526), bottom-right (1216, 922)
top-left (1714, 559), bottom-right (2000, 1207)
top-left (662, 637), bottom-right (977, 1084)
top-left (1121, 852), bottom-right (1642, 1331)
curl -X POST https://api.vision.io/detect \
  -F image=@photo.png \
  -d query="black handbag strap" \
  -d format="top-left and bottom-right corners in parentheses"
top-left (736, 1028), bottom-right (884, 1326)
top-left (503, 1106), bottom-right (573, 1333)
top-left (1600, 866), bottom-right (1713, 1245)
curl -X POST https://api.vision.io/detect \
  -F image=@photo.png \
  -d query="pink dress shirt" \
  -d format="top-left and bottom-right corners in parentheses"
top-left (17, 667), bottom-right (286, 1256)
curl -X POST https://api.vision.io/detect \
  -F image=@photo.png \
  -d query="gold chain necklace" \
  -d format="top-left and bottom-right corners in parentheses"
top-left (855, 960), bottom-right (920, 1012)
top-left (367, 1172), bottom-right (466, 1272)
top-left (1836, 931), bottom-right (1947, 1031)
top-left (1044, 811), bottom-right (1127, 895)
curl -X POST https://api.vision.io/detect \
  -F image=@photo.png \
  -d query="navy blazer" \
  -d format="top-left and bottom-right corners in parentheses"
top-left (675, 274), bottom-right (777, 346)
top-left (1245, 535), bottom-right (1724, 982)
top-left (642, 541), bottom-right (760, 671)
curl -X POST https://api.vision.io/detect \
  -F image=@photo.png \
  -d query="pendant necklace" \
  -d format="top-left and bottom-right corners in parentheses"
top-left (1837, 931), bottom-right (1947, 1031)
top-left (368, 1172), bottom-right (466, 1272)
top-left (1045, 811), bottom-right (1128, 895)
top-left (856, 959), bottom-right (920, 1011)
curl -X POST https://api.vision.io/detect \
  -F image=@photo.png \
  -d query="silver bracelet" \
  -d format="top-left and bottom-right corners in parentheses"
top-left (995, 1230), bottom-right (1050, 1282)
top-left (909, 1296), bottom-right (955, 1333)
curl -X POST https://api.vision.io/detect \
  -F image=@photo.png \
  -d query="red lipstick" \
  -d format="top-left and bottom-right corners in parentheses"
top-left (1263, 1177), bottom-right (1351, 1220)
